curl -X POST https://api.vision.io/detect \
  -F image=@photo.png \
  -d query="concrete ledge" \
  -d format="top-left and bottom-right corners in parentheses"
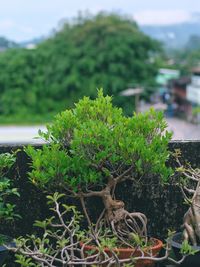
top-left (0, 141), bottom-right (199, 242)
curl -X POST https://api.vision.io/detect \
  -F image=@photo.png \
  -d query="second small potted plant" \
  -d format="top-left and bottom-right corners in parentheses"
top-left (170, 150), bottom-right (200, 267)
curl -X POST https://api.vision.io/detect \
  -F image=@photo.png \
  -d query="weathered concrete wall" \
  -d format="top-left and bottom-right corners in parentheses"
top-left (0, 141), bottom-right (199, 241)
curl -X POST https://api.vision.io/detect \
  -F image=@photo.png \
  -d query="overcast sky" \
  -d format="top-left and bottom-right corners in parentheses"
top-left (0, 0), bottom-right (200, 41)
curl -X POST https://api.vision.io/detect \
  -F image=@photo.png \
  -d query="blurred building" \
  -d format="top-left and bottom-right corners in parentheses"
top-left (186, 68), bottom-right (200, 123)
top-left (170, 68), bottom-right (200, 122)
top-left (169, 76), bottom-right (191, 118)
top-left (156, 68), bottom-right (180, 117)
top-left (156, 68), bottom-right (180, 86)
top-left (187, 68), bottom-right (200, 105)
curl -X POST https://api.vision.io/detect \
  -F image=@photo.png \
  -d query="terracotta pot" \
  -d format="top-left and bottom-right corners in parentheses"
top-left (81, 238), bottom-right (163, 267)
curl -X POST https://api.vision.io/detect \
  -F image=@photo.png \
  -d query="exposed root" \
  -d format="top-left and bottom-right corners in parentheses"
top-left (176, 156), bottom-right (200, 246)
top-left (110, 209), bottom-right (148, 246)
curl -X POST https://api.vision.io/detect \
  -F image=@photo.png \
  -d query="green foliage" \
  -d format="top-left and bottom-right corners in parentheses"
top-left (26, 90), bottom-right (172, 193)
top-left (98, 229), bottom-right (119, 250)
top-left (0, 13), bottom-right (162, 122)
top-left (99, 235), bottom-right (118, 250)
top-left (0, 153), bottom-right (20, 223)
top-left (167, 229), bottom-right (176, 240)
top-left (13, 193), bottom-right (139, 266)
top-left (129, 233), bottom-right (147, 247)
top-left (124, 264), bottom-right (135, 267)
top-left (192, 106), bottom-right (200, 116)
top-left (15, 255), bottom-right (38, 267)
top-left (14, 193), bottom-right (85, 266)
top-left (180, 240), bottom-right (198, 255)
top-left (0, 153), bottom-right (16, 172)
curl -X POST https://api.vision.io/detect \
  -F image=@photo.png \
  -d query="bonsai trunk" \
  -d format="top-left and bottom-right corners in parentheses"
top-left (78, 174), bottom-right (147, 244)
top-left (102, 187), bottom-right (125, 222)
top-left (101, 186), bottom-right (147, 242)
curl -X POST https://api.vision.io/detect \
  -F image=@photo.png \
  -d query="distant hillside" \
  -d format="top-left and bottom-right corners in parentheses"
top-left (19, 37), bottom-right (45, 49)
top-left (140, 20), bottom-right (200, 49)
top-left (0, 36), bottom-right (45, 52)
top-left (0, 37), bottom-right (18, 51)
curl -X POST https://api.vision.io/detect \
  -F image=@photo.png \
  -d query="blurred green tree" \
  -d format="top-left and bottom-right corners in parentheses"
top-left (0, 13), bottom-right (162, 121)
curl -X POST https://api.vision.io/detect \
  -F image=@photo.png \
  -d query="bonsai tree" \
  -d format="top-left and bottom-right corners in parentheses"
top-left (26, 90), bottom-right (172, 245)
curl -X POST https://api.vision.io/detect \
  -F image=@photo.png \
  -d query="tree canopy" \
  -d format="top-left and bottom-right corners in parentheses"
top-left (26, 89), bottom-right (172, 191)
top-left (0, 13), bottom-right (162, 122)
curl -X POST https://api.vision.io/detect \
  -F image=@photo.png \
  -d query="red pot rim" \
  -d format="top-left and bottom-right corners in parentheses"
top-left (80, 237), bottom-right (163, 253)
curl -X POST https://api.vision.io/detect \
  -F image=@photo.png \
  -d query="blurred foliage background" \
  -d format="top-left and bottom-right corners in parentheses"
top-left (0, 13), bottom-right (164, 123)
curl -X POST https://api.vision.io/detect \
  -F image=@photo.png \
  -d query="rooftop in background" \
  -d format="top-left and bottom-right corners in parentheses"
top-left (192, 67), bottom-right (200, 74)
top-left (169, 76), bottom-right (191, 88)
top-left (120, 88), bottom-right (143, 96)
top-left (159, 69), bottom-right (180, 75)
top-left (156, 68), bottom-right (180, 86)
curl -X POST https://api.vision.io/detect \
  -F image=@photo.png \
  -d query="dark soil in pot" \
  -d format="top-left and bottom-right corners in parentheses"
top-left (170, 232), bottom-right (200, 267)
